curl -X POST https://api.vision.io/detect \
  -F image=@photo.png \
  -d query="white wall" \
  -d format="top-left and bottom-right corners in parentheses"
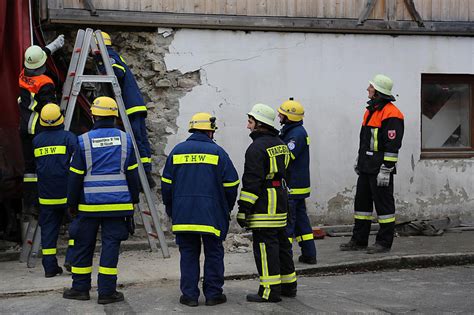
top-left (163, 29), bottom-right (474, 224)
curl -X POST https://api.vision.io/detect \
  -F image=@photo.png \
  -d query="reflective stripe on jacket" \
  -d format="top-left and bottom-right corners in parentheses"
top-left (18, 69), bottom-right (56, 135)
top-left (238, 129), bottom-right (290, 229)
top-left (161, 132), bottom-right (239, 240)
top-left (279, 120), bottom-right (311, 199)
top-left (68, 120), bottom-right (139, 217)
top-left (357, 100), bottom-right (404, 174)
top-left (33, 126), bottom-right (77, 207)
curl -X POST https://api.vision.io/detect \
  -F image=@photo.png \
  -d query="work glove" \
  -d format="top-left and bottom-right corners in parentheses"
top-left (45, 34), bottom-right (65, 54)
top-left (354, 155), bottom-right (360, 175)
top-left (237, 208), bottom-right (250, 229)
top-left (376, 165), bottom-right (394, 187)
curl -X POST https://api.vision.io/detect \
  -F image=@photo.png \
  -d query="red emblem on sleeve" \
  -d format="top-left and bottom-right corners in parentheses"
top-left (388, 130), bottom-right (396, 140)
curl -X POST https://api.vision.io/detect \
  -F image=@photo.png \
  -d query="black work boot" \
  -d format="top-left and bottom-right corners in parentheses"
top-left (45, 266), bottom-right (63, 278)
top-left (339, 240), bottom-right (367, 251)
top-left (98, 291), bottom-right (125, 304)
top-left (63, 262), bottom-right (72, 273)
top-left (205, 294), bottom-right (227, 306)
top-left (179, 295), bottom-right (198, 307)
top-left (281, 288), bottom-right (297, 298)
top-left (246, 294), bottom-right (281, 303)
top-left (63, 288), bottom-right (90, 301)
top-left (366, 243), bottom-right (391, 254)
top-left (298, 255), bottom-right (317, 265)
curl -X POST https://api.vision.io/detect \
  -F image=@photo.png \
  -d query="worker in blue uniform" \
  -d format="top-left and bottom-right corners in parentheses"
top-left (277, 98), bottom-right (317, 265)
top-left (161, 113), bottom-right (239, 307)
top-left (95, 31), bottom-right (155, 188)
top-left (63, 96), bottom-right (140, 304)
top-left (33, 103), bottom-right (77, 277)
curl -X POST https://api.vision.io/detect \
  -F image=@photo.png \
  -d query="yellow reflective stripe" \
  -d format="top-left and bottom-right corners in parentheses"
top-left (239, 191), bottom-right (258, 204)
top-left (289, 187), bottom-right (311, 195)
top-left (354, 215), bottom-right (374, 220)
top-left (237, 212), bottom-right (246, 220)
top-left (68, 239), bottom-right (75, 246)
top-left (99, 266), bottom-right (118, 275)
top-left (72, 266), bottom-right (92, 274)
top-left (34, 145), bottom-right (67, 157)
top-left (384, 156), bottom-right (398, 162)
top-left (161, 177), bottom-right (172, 184)
top-left (378, 217), bottom-right (396, 223)
top-left (140, 157), bottom-right (151, 164)
top-left (281, 272), bottom-right (297, 284)
top-left (223, 179), bottom-right (240, 187)
top-left (126, 106), bottom-right (147, 115)
top-left (248, 221), bottom-right (287, 228)
top-left (295, 233), bottom-right (314, 242)
top-left (288, 237), bottom-right (293, 243)
top-left (248, 213), bottom-right (287, 220)
top-left (42, 248), bottom-right (56, 255)
top-left (259, 274), bottom-right (281, 285)
top-left (285, 151), bottom-right (290, 167)
top-left (173, 153), bottom-right (219, 165)
top-left (306, 136), bottom-right (310, 145)
top-left (39, 197), bottom-right (67, 205)
top-left (119, 55), bottom-right (127, 64)
top-left (260, 242), bottom-right (271, 299)
top-left (112, 63), bottom-right (125, 72)
top-left (23, 176), bottom-right (38, 183)
top-left (30, 112), bottom-right (39, 134)
top-left (70, 167), bottom-right (85, 175)
top-left (374, 128), bottom-right (379, 152)
top-left (290, 152), bottom-right (296, 160)
top-left (172, 224), bottom-right (221, 237)
top-left (78, 203), bottom-right (134, 212)
top-left (267, 188), bottom-right (277, 215)
top-left (127, 163), bottom-right (138, 170)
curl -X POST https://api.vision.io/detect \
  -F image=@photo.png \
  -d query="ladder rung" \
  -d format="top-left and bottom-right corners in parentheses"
top-left (148, 232), bottom-right (158, 239)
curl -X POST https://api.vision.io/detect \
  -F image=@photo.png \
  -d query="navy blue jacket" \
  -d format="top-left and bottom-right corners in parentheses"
top-left (67, 119), bottom-right (140, 217)
top-left (279, 121), bottom-right (311, 199)
top-left (97, 47), bottom-right (147, 116)
top-left (33, 125), bottom-right (77, 207)
top-left (161, 132), bottom-right (239, 240)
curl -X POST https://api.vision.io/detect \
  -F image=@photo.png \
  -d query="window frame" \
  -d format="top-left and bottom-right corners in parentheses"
top-left (421, 74), bottom-right (474, 159)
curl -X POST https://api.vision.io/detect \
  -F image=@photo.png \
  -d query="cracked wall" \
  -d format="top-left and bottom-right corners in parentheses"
top-left (163, 29), bottom-right (474, 225)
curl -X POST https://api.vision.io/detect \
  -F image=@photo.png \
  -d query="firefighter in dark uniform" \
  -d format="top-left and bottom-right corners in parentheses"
top-left (237, 103), bottom-right (297, 303)
top-left (96, 32), bottom-right (155, 188)
top-left (18, 36), bottom-right (64, 216)
top-left (340, 74), bottom-right (404, 254)
top-left (161, 113), bottom-right (239, 307)
top-left (63, 96), bottom-right (140, 304)
top-left (33, 104), bottom-right (77, 277)
top-left (277, 98), bottom-right (317, 265)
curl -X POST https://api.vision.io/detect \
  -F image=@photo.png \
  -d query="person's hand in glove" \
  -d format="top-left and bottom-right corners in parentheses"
top-left (377, 164), bottom-right (394, 187)
top-left (354, 155), bottom-right (360, 175)
top-left (45, 34), bottom-right (65, 54)
top-left (237, 207), bottom-right (250, 229)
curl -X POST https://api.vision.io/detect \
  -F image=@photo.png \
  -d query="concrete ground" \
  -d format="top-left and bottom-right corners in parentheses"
top-left (0, 231), bottom-right (473, 297)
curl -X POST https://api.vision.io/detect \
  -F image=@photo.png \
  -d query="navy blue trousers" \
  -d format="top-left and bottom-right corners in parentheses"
top-left (176, 233), bottom-right (224, 301)
top-left (70, 216), bottom-right (129, 295)
top-left (39, 205), bottom-right (72, 273)
top-left (129, 114), bottom-right (152, 172)
top-left (286, 199), bottom-right (317, 258)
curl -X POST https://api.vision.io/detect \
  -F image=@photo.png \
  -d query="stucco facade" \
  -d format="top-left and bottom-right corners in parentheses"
top-left (163, 29), bottom-right (474, 224)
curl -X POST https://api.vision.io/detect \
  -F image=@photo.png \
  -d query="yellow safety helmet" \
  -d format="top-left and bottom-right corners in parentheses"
top-left (278, 97), bottom-right (304, 122)
top-left (24, 45), bottom-right (47, 70)
top-left (369, 74), bottom-right (393, 96)
top-left (101, 32), bottom-right (112, 46)
top-left (188, 112), bottom-right (217, 132)
top-left (248, 103), bottom-right (275, 127)
top-left (91, 96), bottom-right (119, 117)
top-left (40, 103), bottom-right (64, 127)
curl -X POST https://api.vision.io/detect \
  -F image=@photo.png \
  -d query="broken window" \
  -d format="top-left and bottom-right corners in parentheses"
top-left (421, 74), bottom-right (474, 158)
